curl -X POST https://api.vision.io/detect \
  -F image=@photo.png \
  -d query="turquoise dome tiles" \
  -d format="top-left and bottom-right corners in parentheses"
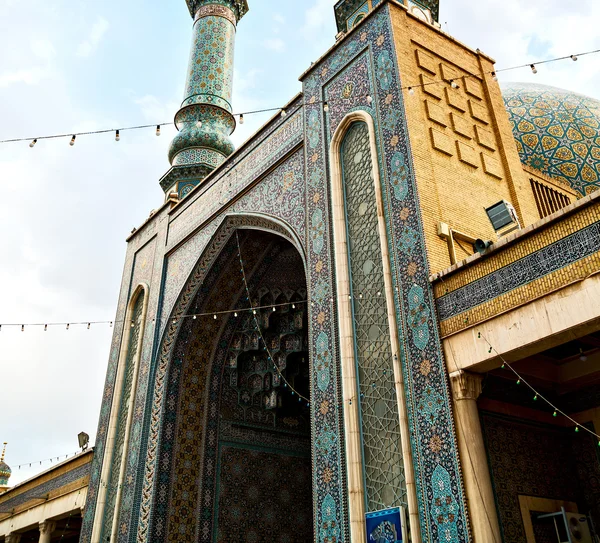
top-left (0, 461), bottom-right (10, 486)
top-left (503, 83), bottom-right (600, 196)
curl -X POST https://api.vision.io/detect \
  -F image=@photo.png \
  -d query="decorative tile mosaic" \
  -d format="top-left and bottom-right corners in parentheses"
top-left (339, 121), bottom-right (406, 510)
top-left (166, 108), bottom-right (303, 246)
top-left (0, 462), bottom-right (90, 512)
top-left (480, 413), bottom-right (600, 543)
top-left (100, 295), bottom-right (145, 541)
top-left (133, 217), bottom-right (301, 543)
top-left (303, 5), bottom-right (468, 540)
top-left (503, 83), bottom-right (600, 196)
top-left (215, 444), bottom-right (312, 542)
top-left (160, 148), bottom-right (306, 338)
top-left (436, 220), bottom-right (600, 321)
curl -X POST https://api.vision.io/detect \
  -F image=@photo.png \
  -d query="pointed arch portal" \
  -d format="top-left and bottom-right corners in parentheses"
top-left (148, 221), bottom-right (314, 542)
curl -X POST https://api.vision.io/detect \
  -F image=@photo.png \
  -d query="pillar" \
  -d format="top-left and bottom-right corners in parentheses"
top-left (449, 370), bottom-right (502, 543)
top-left (5, 534), bottom-right (21, 543)
top-left (38, 521), bottom-right (56, 543)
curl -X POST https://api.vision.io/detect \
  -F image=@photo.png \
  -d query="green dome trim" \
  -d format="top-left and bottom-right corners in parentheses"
top-left (502, 83), bottom-right (600, 196)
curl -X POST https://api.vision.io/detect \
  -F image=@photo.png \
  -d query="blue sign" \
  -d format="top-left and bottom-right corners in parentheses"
top-left (366, 507), bottom-right (403, 543)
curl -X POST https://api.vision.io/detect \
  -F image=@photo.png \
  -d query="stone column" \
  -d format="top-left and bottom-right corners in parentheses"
top-left (5, 533), bottom-right (21, 543)
top-left (38, 520), bottom-right (56, 543)
top-left (449, 370), bottom-right (502, 543)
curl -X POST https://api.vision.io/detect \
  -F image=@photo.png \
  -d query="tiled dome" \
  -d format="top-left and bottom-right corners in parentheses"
top-left (502, 83), bottom-right (600, 196)
top-left (0, 460), bottom-right (11, 486)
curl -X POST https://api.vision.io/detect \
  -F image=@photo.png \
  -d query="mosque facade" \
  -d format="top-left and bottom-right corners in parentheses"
top-left (4, 0), bottom-right (600, 542)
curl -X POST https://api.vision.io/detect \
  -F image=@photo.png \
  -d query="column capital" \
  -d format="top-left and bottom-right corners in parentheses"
top-left (449, 370), bottom-right (483, 401)
top-left (6, 533), bottom-right (22, 543)
top-left (39, 520), bottom-right (56, 535)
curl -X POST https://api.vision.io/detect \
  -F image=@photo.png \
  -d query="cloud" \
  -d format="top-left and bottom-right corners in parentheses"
top-left (31, 40), bottom-right (56, 61)
top-left (133, 94), bottom-right (179, 122)
top-left (273, 13), bottom-right (286, 25)
top-left (302, 0), bottom-right (332, 39)
top-left (264, 37), bottom-right (285, 52)
top-left (0, 67), bottom-right (48, 88)
top-left (76, 17), bottom-right (109, 58)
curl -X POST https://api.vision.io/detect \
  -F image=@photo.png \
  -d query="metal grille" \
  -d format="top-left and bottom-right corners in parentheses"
top-left (530, 178), bottom-right (571, 218)
top-left (341, 122), bottom-right (406, 511)
top-left (102, 295), bottom-right (145, 540)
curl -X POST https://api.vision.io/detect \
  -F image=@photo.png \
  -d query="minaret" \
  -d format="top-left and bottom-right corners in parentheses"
top-left (161, 0), bottom-right (249, 198)
top-left (0, 442), bottom-right (11, 491)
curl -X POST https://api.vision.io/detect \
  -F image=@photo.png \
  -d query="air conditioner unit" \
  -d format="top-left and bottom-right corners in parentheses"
top-left (537, 508), bottom-right (597, 543)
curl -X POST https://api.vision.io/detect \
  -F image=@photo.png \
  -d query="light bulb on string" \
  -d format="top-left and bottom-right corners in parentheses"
top-left (571, 55), bottom-right (578, 61)
top-left (213, 314), bottom-right (217, 320)
top-left (21, 325), bottom-right (24, 332)
top-left (234, 312), bottom-right (238, 317)
top-left (156, 125), bottom-right (161, 136)
top-left (280, 109), bottom-right (287, 118)
top-left (196, 120), bottom-right (203, 128)
top-left (530, 64), bottom-right (538, 74)
top-left (44, 324), bottom-right (47, 332)
top-left (575, 426), bottom-right (580, 433)
top-left (272, 307), bottom-right (276, 312)
top-left (66, 324), bottom-right (70, 330)
top-left (29, 139), bottom-right (37, 148)
top-left (366, 94), bottom-right (373, 105)
top-left (87, 323), bottom-right (91, 330)
top-left (193, 314), bottom-right (197, 320)
top-left (579, 348), bottom-right (587, 362)
top-left (450, 80), bottom-right (459, 89)
top-left (323, 102), bottom-right (329, 112)
top-left (239, 114), bottom-right (244, 125)
top-left (115, 130), bottom-right (120, 142)
top-left (408, 87), bottom-right (415, 96)
top-left (70, 135), bottom-right (76, 146)
top-left (492, 72), bottom-right (498, 81)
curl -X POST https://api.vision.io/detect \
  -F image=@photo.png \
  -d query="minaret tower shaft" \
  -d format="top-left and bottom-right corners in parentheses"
top-left (164, 0), bottom-right (249, 196)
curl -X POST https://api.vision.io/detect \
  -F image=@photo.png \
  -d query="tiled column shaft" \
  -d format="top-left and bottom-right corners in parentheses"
top-left (449, 370), bottom-right (502, 543)
top-left (168, 3), bottom-right (239, 171)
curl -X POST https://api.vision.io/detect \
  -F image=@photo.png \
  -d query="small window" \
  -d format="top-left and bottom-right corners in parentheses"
top-left (530, 179), bottom-right (571, 218)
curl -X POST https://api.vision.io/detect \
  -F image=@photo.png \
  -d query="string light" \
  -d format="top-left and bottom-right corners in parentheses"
top-left (235, 231), bottom-right (309, 404)
top-left (323, 101), bottom-right (329, 112)
top-left (195, 120), bottom-right (203, 128)
top-left (480, 332), bottom-right (600, 443)
top-left (450, 80), bottom-right (459, 89)
top-left (5, 48), bottom-right (599, 147)
top-left (115, 130), bottom-right (120, 142)
top-left (69, 135), bottom-right (76, 146)
top-left (408, 87), bottom-right (415, 96)
top-left (14, 450), bottom-right (84, 470)
top-left (29, 138), bottom-right (37, 148)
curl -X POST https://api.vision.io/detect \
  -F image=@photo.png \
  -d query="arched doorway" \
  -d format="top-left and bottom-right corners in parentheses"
top-left (150, 226), bottom-right (313, 542)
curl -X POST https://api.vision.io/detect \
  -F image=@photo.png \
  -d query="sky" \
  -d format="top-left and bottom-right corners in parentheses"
top-left (0, 0), bottom-right (599, 486)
